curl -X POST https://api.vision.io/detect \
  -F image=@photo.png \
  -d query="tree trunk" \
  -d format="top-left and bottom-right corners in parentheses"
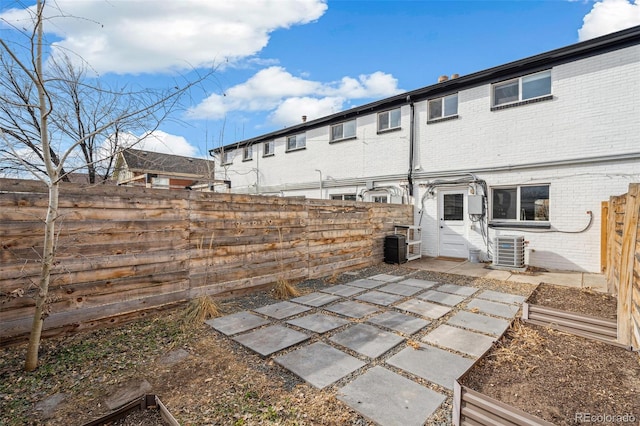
top-left (24, 182), bottom-right (58, 371)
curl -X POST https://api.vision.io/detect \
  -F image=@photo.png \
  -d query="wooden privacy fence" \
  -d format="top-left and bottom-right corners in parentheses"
top-left (605, 182), bottom-right (640, 350)
top-left (0, 178), bottom-right (412, 344)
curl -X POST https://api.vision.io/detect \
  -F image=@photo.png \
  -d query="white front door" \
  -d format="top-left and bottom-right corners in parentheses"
top-left (438, 189), bottom-right (468, 258)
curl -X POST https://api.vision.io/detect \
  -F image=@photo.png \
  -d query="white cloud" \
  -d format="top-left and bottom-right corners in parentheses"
top-left (269, 96), bottom-right (345, 126)
top-left (0, 0), bottom-right (327, 75)
top-left (187, 66), bottom-right (402, 126)
top-left (118, 130), bottom-right (200, 158)
top-left (578, 0), bottom-right (640, 41)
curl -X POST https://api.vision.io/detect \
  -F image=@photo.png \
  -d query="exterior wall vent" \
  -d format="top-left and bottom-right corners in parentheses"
top-left (493, 235), bottom-right (525, 268)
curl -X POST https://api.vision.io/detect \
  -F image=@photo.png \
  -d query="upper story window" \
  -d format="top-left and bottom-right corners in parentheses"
top-left (243, 145), bottom-right (253, 161)
top-left (330, 119), bottom-right (356, 143)
top-left (492, 70), bottom-right (552, 108)
top-left (263, 141), bottom-right (275, 157)
top-left (222, 150), bottom-right (232, 165)
top-left (491, 184), bottom-right (549, 223)
top-left (428, 93), bottom-right (458, 122)
top-left (286, 133), bottom-right (306, 151)
top-left (377, 108), bottom-right (401, 132)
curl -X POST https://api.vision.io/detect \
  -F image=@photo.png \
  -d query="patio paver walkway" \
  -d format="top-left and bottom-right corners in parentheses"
top-left (207, 273), bottom-right (528, 425)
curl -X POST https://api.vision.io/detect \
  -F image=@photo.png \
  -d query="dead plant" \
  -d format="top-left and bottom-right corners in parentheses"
top-left (182, 296), bottom-right (221, 326)
top-left (272, 278), bottom-right (301, 300)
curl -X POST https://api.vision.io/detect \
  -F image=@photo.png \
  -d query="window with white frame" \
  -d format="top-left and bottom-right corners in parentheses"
top-left (263, 141), bottom-right (274, 157)
top-left (330, 119), bottom-right (356, 142)
top-left (428, 93), bottom-right (458, 121)
top-left (372, 195), bottom-right (388, 203)
top-left (492, 70), bottom-right (552, 107)
top-left (243, 145), bottom-right (253, 161)
top-left (222, 150), bottom-right (232, 165)
top-left (286, 133), bottom-right (306, 151)
top-left (377, 108), bottom-right (401, 132)
top-left (331, 194), bottom-right (357, 201)
top-left (492, 185), bottom-right (549, 222)
top-left (151, 176), bottom-right (169, 189)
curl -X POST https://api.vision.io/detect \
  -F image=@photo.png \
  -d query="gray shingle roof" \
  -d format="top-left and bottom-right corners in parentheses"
top-left (121, 148), bottom-right (214, 178)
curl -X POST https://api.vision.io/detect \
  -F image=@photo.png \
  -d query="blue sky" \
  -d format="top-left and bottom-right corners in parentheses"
top-left (1, 0), bottom-right (640, 160)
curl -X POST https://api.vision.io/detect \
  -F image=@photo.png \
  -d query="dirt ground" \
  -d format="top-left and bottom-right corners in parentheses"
top-left (462, 283), bottom-right (640, 425)
top-left (1, 266), bottom-right (638, 426)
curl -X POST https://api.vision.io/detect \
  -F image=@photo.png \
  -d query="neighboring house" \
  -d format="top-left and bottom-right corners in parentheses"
top-left (210, 25), bottom-right (640, 273)
top-left (114, 148), bottom-right (216, 191)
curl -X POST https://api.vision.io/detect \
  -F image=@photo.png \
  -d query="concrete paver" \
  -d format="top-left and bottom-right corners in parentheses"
top-left (436, 283), bottom-right (479, 296)
top-left (447, 311), bottom-right (510, 337)
top-left (377, 282), bottom-right (423, 297)
top-left (583, 273), bottom-right (607, 292)
top-left (536, 272), bottom-right (582, 288)
top-left (367, 311), bottom-right (430, 335)
top-left (396, 299), bottom-right (452, 319)
top-left (275, 342), bottom-right (365, 389)
top-left (476, 289), bottom-right (526, 305)
top-left (484, 269), bottom-right (514, 280)
top-left (337, 366), bottom-right (446, 426)
top-left (398, 278), bottom-right (438, 289)
top-left (348, 278), bottom-right (386, 289)
top-left (330, 324), bottom-right (404, 358)
top-left (387, 343), bottom-right (474, 390)
top-left (466, 298), bottom-right (519, 318)
top-left (418, 290), bottom-right (467, 306)
top-left (422, 324), bottom-right (495, 358)
top-left (233, 325), bottom-right (309, 356)
top-left (205, 311), bottom-right (270, 336)
top-left (286, 313), bottom-right (349, 334)
top-left (325, 300), bottom-right (379, 319)
top-left (291, 292), bottom-right (341, 307)
top-left (320, 284), bottom-right (366, 297)
top-left (369, 273), bottom-right (404, 282)
top-left (355, 290), bottom-right (403, 306)
top-left (254, 301), bottom-right (311, 319)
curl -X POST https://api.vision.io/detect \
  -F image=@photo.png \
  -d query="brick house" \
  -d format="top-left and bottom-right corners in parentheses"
top-left (210, 25), bottom-right (640, 273)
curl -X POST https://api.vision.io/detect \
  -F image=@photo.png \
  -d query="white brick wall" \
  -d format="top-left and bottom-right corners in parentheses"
top-left (215, 43), bottom-right (640, 272)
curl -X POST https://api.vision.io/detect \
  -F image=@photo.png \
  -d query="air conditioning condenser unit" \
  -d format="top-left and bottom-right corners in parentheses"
top-left (493, 235), bottom-right (525, 268)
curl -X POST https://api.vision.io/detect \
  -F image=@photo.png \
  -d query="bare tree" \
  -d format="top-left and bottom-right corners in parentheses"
top-left (0, 0), bottom-right (212, 370)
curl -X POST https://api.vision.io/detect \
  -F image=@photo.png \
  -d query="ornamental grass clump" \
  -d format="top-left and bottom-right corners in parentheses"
top-left (182, 296), bottom-right (220, 326)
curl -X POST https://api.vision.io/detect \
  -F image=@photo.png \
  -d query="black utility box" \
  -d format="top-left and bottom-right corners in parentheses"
top-left (384, 234), bottom-right (407, 264)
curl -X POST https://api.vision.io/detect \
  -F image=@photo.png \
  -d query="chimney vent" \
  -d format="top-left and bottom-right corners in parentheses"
top-left (302, 115), bottom-right (307, 123)
top-left (438, 75), bottom-right (449, 83)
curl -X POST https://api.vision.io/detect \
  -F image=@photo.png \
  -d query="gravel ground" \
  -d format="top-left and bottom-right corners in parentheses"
top-left (215, 262), bottom-right (539, 426)
top-left (1, 262), bottom-right (540, 426)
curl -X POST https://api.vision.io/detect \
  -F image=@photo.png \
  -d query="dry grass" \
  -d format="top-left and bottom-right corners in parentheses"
top-left (485, 319), bottom-right (547, 371)
top-left (181, 296), bottom-right (221, 326)
top-left (272, 279), bottom-right (301, 300)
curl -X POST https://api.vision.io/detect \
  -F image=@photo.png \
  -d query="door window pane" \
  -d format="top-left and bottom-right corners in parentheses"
top-left (443, 194), bottom-right (464, 220)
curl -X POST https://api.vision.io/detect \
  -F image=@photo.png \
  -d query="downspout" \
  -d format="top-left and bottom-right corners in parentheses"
top-left (407, 95), bottom-right (415, 197)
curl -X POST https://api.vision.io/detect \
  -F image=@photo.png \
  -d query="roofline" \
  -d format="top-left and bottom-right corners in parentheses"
top-left (211, 24), bottom-right (640, 155)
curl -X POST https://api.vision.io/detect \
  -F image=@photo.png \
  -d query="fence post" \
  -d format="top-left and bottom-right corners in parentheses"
top-left (601, 201), bottom-right (608, 274)
top-left (617, 183), bottom-right (639, 346)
